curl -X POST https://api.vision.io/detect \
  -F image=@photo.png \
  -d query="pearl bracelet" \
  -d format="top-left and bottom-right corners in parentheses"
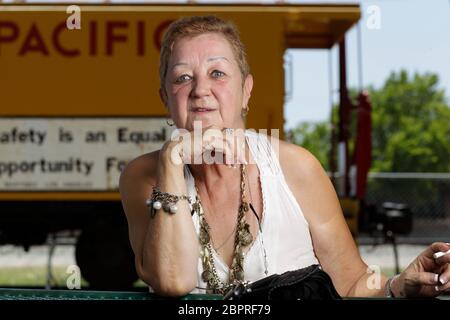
top-left (146, 187), bottom-right (192, 218)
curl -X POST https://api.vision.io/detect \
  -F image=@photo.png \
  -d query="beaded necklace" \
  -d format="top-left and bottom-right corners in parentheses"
top-left (193, 164), bottom-right (252, 294)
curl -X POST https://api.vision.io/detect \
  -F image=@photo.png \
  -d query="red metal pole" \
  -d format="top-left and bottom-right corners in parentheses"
top-left (339, 38), bottom-right (351, 198)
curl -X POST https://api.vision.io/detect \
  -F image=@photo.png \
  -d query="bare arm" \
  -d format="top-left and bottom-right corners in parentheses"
top-left (119, 142), bottom-right (199, 297)
top-left (279, 142), bottom-right (388, 297)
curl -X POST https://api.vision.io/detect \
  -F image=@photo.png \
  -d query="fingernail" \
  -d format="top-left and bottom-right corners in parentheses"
top-left (435, 286), bottom-right (440, 292)
top-left (439, 276), bottom-right (447, 285)
top-left (434, 274), bottom-right (439, 283)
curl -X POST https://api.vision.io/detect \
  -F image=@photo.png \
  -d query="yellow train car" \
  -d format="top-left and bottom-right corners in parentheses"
top-left (0, 3), bottom-right (360, 288)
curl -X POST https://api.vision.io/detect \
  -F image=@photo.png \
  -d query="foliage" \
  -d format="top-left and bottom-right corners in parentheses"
top-left (368, 71), bottom-right (450, 172)
top-left (287, 70), bottom-right (450, 173)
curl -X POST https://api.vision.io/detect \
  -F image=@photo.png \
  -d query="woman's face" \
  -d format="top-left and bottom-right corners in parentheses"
top-left (161, 32), bottom-right (253, 131)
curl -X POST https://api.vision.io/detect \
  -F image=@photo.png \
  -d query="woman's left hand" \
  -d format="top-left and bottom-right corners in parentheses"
top-left (392, 242), bottom-right (450, 297)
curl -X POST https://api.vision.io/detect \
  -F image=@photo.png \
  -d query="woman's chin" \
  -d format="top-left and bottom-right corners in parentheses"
top-left (189, 118), bottom-right (221, 130)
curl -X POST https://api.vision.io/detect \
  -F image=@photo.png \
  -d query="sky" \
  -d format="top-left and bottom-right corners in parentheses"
top-left (284, 0), bottom-right (450, 128)
top-left (5, 0), bottom-right (450, 130)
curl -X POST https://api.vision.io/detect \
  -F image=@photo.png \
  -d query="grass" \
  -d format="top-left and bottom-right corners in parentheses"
top-left (0, 266), bottom-right (146, 289)
top-left (380, 268), bottom-right (401, 278)
top-left (0, 266), bottom-right (87, 288)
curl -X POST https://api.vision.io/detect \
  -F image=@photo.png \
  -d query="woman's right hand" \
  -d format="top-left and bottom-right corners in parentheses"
top-left (159, 125), bottom-right (246, 168)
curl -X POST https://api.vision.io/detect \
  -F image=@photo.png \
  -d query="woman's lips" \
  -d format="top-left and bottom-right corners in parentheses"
top-left (191, 108), bottom-right (216, 113)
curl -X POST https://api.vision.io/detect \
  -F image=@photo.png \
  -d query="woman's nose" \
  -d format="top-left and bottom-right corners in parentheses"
top-left (190, 76), bottom-right (211, 98)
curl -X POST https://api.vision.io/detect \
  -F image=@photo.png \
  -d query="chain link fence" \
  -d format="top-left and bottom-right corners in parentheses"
top-left (359, 173), bottom-right (450, 244)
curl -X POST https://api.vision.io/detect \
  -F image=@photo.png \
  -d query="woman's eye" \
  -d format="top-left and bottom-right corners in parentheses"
top-left (211, 70), bottom-right (225, 78)
top-left (175, 74), bottom-right (191, 83)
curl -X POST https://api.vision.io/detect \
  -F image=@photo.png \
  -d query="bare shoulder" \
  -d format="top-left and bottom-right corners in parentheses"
top-left (120, 150), bottom-right (160, 184)
top-left (275, 138), bottom-right (326, 183)
top-left (119, 150), bottom-right (160, 212)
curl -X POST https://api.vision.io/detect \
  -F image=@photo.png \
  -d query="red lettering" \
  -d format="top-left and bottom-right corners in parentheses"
top-left (137, 20), bottom-right (145, 56)
top-left (89, 21), bottom-right (98, 56)
top-left (0, 21), bottom-right (19, 55)
top-left (154, 20), bottom-right (173, 52)
top-left (1, 20), bottom-right (150, 57)
top-left (52, 21), bottom-right (80, 57)
top-left (18, 23), bottom-right (49, 56)
top-left (106, 21), bottom-right (128, 56)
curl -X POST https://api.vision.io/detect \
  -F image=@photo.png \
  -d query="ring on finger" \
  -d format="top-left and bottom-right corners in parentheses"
top-left (224, 128), bottom-right (234, 135)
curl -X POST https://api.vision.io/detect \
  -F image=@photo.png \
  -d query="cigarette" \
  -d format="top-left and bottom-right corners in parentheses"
top-left (433, 249), bottom-right (450, 259)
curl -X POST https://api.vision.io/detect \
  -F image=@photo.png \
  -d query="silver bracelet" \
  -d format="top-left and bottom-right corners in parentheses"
top-left (146, 187), bottom-right (192, 218)
top-left (385, 274), bottom-right (399, 298)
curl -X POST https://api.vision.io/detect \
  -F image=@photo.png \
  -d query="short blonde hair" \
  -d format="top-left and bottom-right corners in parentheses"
top-left (159, 15), bottom-right (250, 93)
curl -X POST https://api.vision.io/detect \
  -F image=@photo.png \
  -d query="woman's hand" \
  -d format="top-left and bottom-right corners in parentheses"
top-left (160, 126), bottom-right (246, 167)
top-left (391, 242), bottom-right (450, 297)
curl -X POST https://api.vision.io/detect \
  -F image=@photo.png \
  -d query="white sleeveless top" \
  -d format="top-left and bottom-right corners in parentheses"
top-left (184, 130), bottom-right (319, 293)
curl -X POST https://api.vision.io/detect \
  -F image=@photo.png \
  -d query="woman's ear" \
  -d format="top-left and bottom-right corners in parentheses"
top-left (243, 74), bottom-right (253, 106)
top-left (159, 87), bottom-right (168, 108)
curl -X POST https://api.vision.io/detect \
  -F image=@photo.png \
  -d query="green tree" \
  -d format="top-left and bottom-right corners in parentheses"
top-left (287, 70), bottom-right (450, 173)
top-left (368, 70), bottom-right (450, 172)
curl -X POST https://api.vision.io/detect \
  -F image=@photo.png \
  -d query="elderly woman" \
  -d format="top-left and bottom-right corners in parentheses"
top-left (119, 15), bottom-right (449, 298)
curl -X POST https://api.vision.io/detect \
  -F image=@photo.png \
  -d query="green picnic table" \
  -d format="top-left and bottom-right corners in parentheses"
top-left (0, 288), bottom-right (222, 300)
top-left (1, 288), bottom-right (447, 300)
